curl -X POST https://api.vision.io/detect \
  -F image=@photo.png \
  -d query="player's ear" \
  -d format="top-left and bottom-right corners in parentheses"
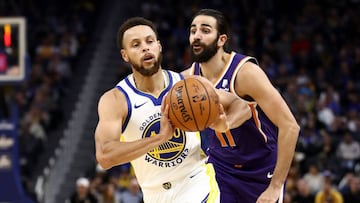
top-left (120, 49), bottom-right (129, 62)
top-left (158, 40), bottom-right (162, 52)
top-left (218, 34), bottom-right (227, 47)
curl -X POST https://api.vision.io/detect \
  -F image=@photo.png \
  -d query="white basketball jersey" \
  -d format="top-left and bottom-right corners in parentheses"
top-left (116, 70), bottom-right (207, 191)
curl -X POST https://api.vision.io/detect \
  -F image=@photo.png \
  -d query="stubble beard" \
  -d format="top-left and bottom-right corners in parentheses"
top-left (131, 54), bottom-right (162, 76)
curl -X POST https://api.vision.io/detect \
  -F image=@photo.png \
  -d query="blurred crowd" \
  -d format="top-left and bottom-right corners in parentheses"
top-left (66, 164), bottom-right (143, 203)
top-left (2, 0), bottom-right (360, 202)
top-left (1, 0), bottom-right (100, 201)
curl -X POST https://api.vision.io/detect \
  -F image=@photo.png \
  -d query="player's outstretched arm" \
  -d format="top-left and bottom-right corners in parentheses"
top-left (216, 90), bottom-right (252, 129)
top-left (95, 89), bottom-right (174, 170)
top-left (235, 62), bottom-right (300, 203)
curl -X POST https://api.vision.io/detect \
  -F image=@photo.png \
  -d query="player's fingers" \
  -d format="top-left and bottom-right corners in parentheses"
top-left (218, 103), bottom-right (225, 115)
top-left (163, 104), bottom-right (169, 118)
top-left (161, 96), bottom-right (167, 112)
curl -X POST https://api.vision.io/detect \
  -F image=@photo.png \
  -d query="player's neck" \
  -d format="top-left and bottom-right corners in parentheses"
top-left (133, 70), bottom-right (165, 94)
top-left (200, 51), bottom-right (230, 84)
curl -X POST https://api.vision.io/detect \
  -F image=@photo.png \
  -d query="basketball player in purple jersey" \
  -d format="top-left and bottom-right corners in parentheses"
top-left (182, 9), bottom-right (300, 203)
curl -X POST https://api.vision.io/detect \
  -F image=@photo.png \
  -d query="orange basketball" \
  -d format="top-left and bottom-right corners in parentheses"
top-left (165, 76), bottom-right (220, 132)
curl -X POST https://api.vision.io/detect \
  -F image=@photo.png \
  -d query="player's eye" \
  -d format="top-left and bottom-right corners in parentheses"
top-left (132, 42), bottom-right (139, 47)
top-left (202, 28), bottom-right (210, 34)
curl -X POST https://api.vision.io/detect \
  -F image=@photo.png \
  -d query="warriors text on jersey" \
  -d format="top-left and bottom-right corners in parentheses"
top-left (115, 70), bottom-right (219, 203)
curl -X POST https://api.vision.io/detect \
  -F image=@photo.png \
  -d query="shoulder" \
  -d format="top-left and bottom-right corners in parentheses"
top-left (233, 61), bottom-right (275, 99)
top-left (235, 61), bottom-right (271, 85)
top-left (237, 60), bottom-right (263, 75)
top-left (234, 62), bottom-right (261, 86)
top-left (99, 88), bottom-right (125, 106)
top-left (98, 88), bottom-right (128, 119)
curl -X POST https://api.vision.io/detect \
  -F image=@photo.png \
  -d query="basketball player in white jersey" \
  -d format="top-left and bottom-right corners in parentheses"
top-left (95, 17), bottom-right (250, 203)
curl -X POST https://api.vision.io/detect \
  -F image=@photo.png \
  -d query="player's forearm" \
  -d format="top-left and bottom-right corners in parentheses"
top-left (97, 135), bottom-right (166, 169)
top-left (226, 99), bottom-right (251, 129)
top-left (269, 123), bottom-right (299, 189)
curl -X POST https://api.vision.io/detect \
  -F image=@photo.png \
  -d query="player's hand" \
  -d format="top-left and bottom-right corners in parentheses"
top-left (209, 104), bottom-right (229, 132)
top-left (159, 97), bottom-right (175, 142)
top-left (256, 187), bottom-right (280, 203)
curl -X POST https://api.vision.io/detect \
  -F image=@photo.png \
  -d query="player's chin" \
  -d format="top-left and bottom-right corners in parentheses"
top-left (142, 61), bottom-right (155, 67)
top-left (192, 48), bottom-right (203, 54)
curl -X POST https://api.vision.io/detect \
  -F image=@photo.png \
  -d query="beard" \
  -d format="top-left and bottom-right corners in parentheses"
top-left (131, 54), bottom-right (162, 76)
top-left (190, 37), bottom-right (219, 63)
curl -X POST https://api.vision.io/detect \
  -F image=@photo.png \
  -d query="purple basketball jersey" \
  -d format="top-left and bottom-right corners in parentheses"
top-left (191, 52), bottom-right (279, 202)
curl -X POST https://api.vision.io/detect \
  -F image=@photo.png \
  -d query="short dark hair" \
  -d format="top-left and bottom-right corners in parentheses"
top-left (116, 17), bottom-right (159, 49)
top-left (193, 9), bottom-right (230, 36)
top-left (192, 9), bottom-right (230, 50)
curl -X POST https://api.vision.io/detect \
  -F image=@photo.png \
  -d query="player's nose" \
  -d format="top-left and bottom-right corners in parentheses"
top-left (141, 44), bottom-right (150, 52)
top-left (193, 31), bottom-right (202, 40)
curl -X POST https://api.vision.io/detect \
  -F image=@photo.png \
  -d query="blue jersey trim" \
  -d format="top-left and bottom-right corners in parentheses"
top-left (115, 86), bottom-right (132, 132)
top-left (124, 73), bottom-right (171, 106)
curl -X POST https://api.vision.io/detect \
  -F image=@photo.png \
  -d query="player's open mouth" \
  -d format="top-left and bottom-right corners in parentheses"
top-left (192, 46), bottom-right (202, 52)
top-left (143, 54), bottom-right (154, 62)
top-left (192, 42), bottom-right (203, 52)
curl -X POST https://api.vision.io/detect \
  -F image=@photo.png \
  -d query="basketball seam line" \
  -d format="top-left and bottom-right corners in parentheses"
top-left (184, 78), bottom-right (200, 131)
top-left (169, 84), bottom-right (191, 131)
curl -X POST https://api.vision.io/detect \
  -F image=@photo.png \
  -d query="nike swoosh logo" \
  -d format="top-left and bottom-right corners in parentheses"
top-left (134, 102), bottom-right (147, 109)
top-left (267, 172), bottom-right (273, 179)
top-left (190, 170), bottom-right (202, 179)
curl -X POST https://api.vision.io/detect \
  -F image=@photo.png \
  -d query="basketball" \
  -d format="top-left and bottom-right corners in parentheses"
top-left (165, 76), bottom-right (220, 132)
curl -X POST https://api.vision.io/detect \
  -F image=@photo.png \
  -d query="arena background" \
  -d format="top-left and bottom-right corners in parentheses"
top-left (0, 0), bottom-right (359, 202)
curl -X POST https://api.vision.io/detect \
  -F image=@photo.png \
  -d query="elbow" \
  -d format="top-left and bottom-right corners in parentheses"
top-left (280, 120), bottom-right (300, 139)
top-left (289, 121), bottom-right (300, 140)
top-left (293, 122), bottom-right (300, 135)
top-left (96, 153), bottom-right (113, 170)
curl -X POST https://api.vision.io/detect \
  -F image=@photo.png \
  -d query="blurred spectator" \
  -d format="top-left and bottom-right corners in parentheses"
top-left (317, 131), bottom-right (339, 174)
top-left (297, 116), bottom-right (323, 167)
top-left (315, 172), bottom-right (344, 203)
top-left (293, 178), bottom-right (315, 203)
top-left (59, 31), bottom-right (79, 62)
top-left (303, 164), bottom-right (324, 195)
top-left (66, 177), bottom-right (98, 203)
top-left (18, 122), bottom-right (44, 177)
top-left (119, 177), bottom-right (142, 203)
top-left (317, 85), bottom-right (341, 130)
top-left (341, 176), bottom-right (360, 203)
top-left (338, 172), bottom-right (356, 194)
top-left (116, 166), bottom-right (133, 192)
top-left (285, 162), bottom-right (301, 196)
top-left (98, 183), bottom-right (121, 203)
top-left (336, 131), bottom-right (360, 174)
top-left (89, 175), bottom-right (104, 200)
top-left (35, 33), bottom-right (58, 61)
top-left (282, 82), bottom-right (299, 114)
